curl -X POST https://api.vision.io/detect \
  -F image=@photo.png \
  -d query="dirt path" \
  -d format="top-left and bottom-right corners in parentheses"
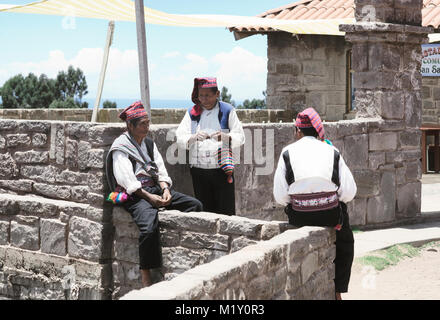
top-left (342, 244), bottom-right (440, 300)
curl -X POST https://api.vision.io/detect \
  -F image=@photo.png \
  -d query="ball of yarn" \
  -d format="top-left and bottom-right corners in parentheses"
top-left (107, 191), bottom-right (128, 204)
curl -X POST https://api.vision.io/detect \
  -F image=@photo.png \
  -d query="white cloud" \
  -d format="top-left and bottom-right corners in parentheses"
top-left (0, 46), bottom-right (267, 101)
top-left (213, 46), bottom-right (267, 100)
top-left (0, 48), bottom-right (143, 98)
top-left (180, 53), bottom-right (209, 72)
top-left (149, 47), bottom-right (267, 101)
top-left (163, 51), bottom-right (181, 58)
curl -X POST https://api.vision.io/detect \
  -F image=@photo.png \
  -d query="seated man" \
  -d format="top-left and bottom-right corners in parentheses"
top-left (273, 107), bottom-right (357, 300)
top-left (105, 101), bottom-right (202, 287)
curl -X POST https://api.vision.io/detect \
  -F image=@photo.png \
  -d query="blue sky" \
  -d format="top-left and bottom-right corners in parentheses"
top-left (0, 0), bottom-right (296, 103)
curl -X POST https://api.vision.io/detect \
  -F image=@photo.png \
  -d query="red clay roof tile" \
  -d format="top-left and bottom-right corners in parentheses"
top-left (232, 0), bottom-right (440, 33)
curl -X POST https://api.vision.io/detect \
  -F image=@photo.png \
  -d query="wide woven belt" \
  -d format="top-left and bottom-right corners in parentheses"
top-left (137, 175), bottom-right (156, 188)
top-left (290, 191), bottom-right (339, 212)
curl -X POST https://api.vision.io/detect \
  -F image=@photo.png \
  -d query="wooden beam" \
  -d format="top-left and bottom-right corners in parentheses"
top-left (91, 21), bottom-right (115, 123)
top-left (134, 0), bottom-right (151, 120)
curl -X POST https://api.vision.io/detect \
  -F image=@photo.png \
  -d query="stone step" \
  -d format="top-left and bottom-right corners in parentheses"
top-left (0, 193), bottom-right (108, 222)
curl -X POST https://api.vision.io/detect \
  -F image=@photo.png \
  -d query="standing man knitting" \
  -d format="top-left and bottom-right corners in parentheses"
top-left (106, 101), bottom-right (202, 287)
top-left (273, 107), bottom-right (357, 300)
top-left (176, 77), bottom-right (245, 216)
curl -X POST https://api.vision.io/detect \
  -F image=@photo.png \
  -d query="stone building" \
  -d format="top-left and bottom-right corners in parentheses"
top-left (231, 0), bottom-right (440, 126)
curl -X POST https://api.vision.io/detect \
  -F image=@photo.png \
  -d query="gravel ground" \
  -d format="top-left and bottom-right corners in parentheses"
top-left (342, 243), bottom-right (440, 300)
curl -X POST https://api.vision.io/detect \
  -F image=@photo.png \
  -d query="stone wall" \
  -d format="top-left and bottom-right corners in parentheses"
top-left (120, 227), bottom-right (336, 300)
top-left (422, 77), bottom-right (440, 126)
top-left (266, 34), bottom-right (351, 121)
top-left (0, 108), bottom-right (295, 125)
top-left (112, 208), bottom-right (289, 299)
top-left (0, 117), bottom-right (423, 299)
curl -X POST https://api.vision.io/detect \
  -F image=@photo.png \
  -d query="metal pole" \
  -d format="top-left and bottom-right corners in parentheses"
top-left (91, 21), bottom-right (115, 123)
top-left (134, 0), bottom-right (151, 120)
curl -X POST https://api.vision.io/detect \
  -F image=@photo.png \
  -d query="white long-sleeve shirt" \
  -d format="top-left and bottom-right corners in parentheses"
top-left (112, 141), bottom-right (172, 195)
top-left (273, 136), bottom-right (357, 206)
top-left (175, 102), bottom-right (245, 169)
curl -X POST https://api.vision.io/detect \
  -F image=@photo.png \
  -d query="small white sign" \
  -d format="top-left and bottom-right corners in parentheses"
top-left (421, 44), bottom-right (440, 77)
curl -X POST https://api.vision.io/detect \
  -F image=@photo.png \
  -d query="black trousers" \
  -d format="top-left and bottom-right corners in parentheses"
top-left (123, 185), bottom-right (203, 270)
top-left (285, 202), bottom-right (354, 293)
top-left (190, 167), bottom-right (235, 216)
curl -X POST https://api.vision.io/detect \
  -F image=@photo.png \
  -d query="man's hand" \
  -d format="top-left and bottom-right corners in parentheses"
top-left (188, 132), bottom-right (209, 146)
top-left (161, 188), bottom-right (172, 207)
top-left (210, 131), bottom-right (230, 142)
top-left (135, 188), bottom-right (166, 208)
top-left (147, 193), bottom-right (166, 208)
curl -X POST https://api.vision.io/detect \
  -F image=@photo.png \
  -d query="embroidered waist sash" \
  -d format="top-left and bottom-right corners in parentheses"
top-left (290, 191), bottom-right (339, 212)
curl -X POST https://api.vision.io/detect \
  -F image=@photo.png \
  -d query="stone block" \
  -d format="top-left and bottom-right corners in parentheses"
top-left (0, 198), bottom-right (18, 215)
top-left (56, 170), bottom-right (89, 185)
top-left (369, 152), bottom-right (386, 170)
top-left (162, 246), bottom-right (217, 274)
top-left (0, 120), bottom-right (18, 131)
top-left (379, 91), bottom-right (405, 120)
top-left (65, 123), bottom-right (93, 139)
top-left (10, 217), bottom-right (39, 250)
top-left (6, 134), bottom-right (31, 147)
top-left (230, 236), bottom-right (259, 253)
top-left (261, 223), bottom-right (281, 240)
top-left (180, 231), bottom-right (229, 251)
top-left (369, 132), bottom-right (398, 151)
top-left (347, 197), bottom-right (367, 226)
top-left (71, 186), bottom-right (89, 203)
top-left (0, 153), bottom-right (18, 179)
top-left (87, 171), bottom-right (105, 193)
top-left (87, 149), bottom-right (105, 169)
top-left (14, 150), bottom-right (49, 164)
top-left (32, 133), bottom-right (47, 147)
top-left (353, 170), bottom-right (381, 197)
top-left (367, 171), bottom-right (396, 224)
top-left (399, 130), bottom-right (421, 149)
top-left (275, 63), bottom-right (301, 75)
top-left (0, 179), bottom-right (31, 193)
top-left (433, 87), bottom-right (440, 101)
top-left (40, 219), bottom-right (67, 256)
top-left (325, 105), bottom-right (346, 121)
top-left (368, 43), bottom-right (401, 71)
top-left (20, 165), bottom-right (58, 183)
top-left (68, 216), bottom-right (103, 261)
top-left (33, 183), bottom-right (71, 200)
top-left (0, 135), bottom-right (5, 149)
top-left (336, 120), bottom-right (369, 137)
top-left (113, 240), bottom-right (139, 264)
top-left (18, 198), bottom-right (58, 217)
top-left (88, 126), bottom-right (125, 147)
top-left (65, 139), bottom-right (78, 168)
top-left (303, 61), bottom-right (326, 76)
top-left (301, 252), bottom-right (319, 284)
top-left (17, 121), bottom-right (49, 133)
top-left (344, 134), bottom-right (369, 169)
top-left (353, 71), bottom-right (397, 90)
top-left (404, 92), bottom-right (422, 128)
top-left (397, 182), bottom-right (421, 217)
top-left (112, 207), bottom-right (133, 224)
top-left (0, 221), bottom-right (9, 245)
top-left (405, 161), bottom-right (421, 182)
top-left (218, 215), bottom-right (263, 238)
top-left (78, 141), bottom-right (91, 170)
top-left (51, 123), bottom-right (65, 165)
top-left (159, 228), bottom-right (179, 247)
top-left (159, 211), bottom-right (219, 234)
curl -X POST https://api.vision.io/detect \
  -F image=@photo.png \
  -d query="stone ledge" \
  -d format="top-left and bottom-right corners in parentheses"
top-left (120, 227), bottom-right (334, 300)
